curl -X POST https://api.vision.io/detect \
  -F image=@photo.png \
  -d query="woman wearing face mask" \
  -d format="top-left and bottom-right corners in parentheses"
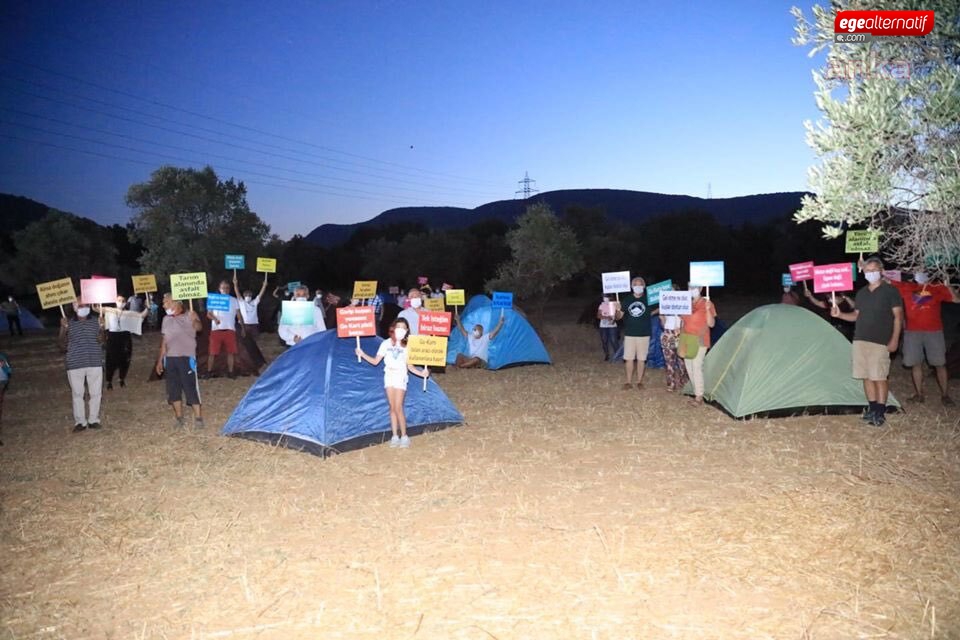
top-left (356, 318), bottom-right (430, 448)
top-left (453, 308), bottom-right (506, 368)
top-left (597, 295), bottom-right (619, 361)
top-left (659, 283), bottom-right (688, 392)
top-left (278, 285), bottom-right (327, 346)
top-left (99, 294), bottom-right (149, 389)
top-left (679, 284), bottom-right (716, 404)
top-left (59, 304), bottom-right (105, 432)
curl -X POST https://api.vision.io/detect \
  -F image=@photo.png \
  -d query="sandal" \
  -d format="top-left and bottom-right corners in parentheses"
top-left (622, 383), bottom-right (633, 390)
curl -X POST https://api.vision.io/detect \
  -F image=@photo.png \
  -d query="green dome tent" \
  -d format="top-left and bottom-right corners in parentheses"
top-left (685, 304), bottom-right (900, 418)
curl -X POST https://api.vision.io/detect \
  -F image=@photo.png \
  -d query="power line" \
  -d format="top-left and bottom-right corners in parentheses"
top-left (0, 55), bottom-right (505, 188)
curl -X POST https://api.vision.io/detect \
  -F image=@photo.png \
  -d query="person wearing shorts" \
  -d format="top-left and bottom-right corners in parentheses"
top-left (205, 280), bottom-right (242, 379)
top-left (890, 272), bottom-right (959, 406)
top-left (157, 299), bottom-right (204, 428)
top-left (832, 257), bottom-right (903, 427)
top-left (617, 277), bottom-right (655, 390)
top-left (355, 318), bottom-right (429, 449)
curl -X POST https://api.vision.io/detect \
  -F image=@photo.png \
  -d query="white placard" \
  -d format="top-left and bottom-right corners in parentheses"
top-left (659, 291), bottom-right (693, 315)
top-left (601, 270), bottom-right (631, 294)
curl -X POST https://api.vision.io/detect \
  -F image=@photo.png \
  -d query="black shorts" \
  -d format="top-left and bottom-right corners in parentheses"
top-left (165, 356), bottom-right (201, 406)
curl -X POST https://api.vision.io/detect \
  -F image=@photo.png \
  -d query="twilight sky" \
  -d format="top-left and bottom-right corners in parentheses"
top-left (0, 1), bottom-right (824, 238)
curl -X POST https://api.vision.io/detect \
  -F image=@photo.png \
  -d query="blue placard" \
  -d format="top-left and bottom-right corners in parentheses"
top-left (281, 300), bottom-right (315, 325)
top-left (225, 254), bottom-right (245, 269)
top-left (782, 273), bottom-right (794, 287)
top-left (646, 279), bottom-right (673, 306)
top-left (491, 291), bottom-right (513, 309)
top-left (286, 280), bottom-right (302, 293)
top-left (689, 261), bottom-right (725, 287)
top-left (206, 292), bottom-right (232, 311)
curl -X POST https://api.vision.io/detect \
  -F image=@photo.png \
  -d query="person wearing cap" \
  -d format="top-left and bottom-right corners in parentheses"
top-left (888, 270), bottom-right (960, 406)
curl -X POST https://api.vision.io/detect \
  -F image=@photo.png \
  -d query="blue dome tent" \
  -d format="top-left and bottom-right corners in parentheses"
top-left (609, 316), bottom-right (666, 367)
top-left (0, 308), bottom-right (44, 332)
top-left (446, 295), bottom-right (551, 369)
top-left (222, 330), bottom-right (464, 456)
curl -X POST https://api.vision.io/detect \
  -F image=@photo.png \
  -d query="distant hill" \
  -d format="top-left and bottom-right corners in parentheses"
top-left (304, 189), bottom-right (810, 248)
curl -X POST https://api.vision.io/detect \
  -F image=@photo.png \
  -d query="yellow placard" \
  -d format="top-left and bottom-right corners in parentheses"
top-left (407, 335), bottom-right (448, 367)
top-left (132, 274), bottom-right (157, 294)
top-left (169, 272), bottom-right (208, 300)
top-left (423, 297), bottom-right (445, 311)
top-left (256, 257), bottom-right (277, 273)
top-left (845, 230), bottom-right (880, 253)
top-left (444, 289), bottom-right (465, 306)
top-left (352, 280), bottom-right (378, 300)
top-left (36, 277), bottom-right (76, 309)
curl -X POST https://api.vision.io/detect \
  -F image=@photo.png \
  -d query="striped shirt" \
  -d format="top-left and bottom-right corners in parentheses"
top-left (65, 318), bottom-right (103, 370)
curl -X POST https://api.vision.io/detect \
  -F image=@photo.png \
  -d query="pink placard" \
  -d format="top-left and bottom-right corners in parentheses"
top-left (441, 282), bottom-right (453, 291)
top-left (882, 270), bottom-right (901, 282)
top-left (789, 261), bottom-right (815, 282)
top-left (80, 278), bottom-right (118, 304)
top-left (417, 276), bottom-right (429, 285)
top-left (812, 264), bottom-right (854, 294)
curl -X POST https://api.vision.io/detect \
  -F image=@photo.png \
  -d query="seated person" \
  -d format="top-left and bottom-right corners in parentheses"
top-left (453, 309), bottom-right (505, 369)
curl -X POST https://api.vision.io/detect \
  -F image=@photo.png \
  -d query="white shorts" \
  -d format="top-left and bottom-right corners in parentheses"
top-left (384, 370), bottom-right (408, 391)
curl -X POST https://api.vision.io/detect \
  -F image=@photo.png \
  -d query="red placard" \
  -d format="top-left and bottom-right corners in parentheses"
top-left (813, 263), bottom-right (854, 294)
top-left (418, 311), bottom-right (452, 336)
top-left (789, 261), bottom-right (815, 282)
top-left (336, 306), bottom-right (376, 337)
top-left (80, 278), bottom-right (118, 304)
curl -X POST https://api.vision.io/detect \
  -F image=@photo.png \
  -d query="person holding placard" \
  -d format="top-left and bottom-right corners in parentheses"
top-left (205, 280), bottom-right (243, 379)
top-left (278, 285), bottom-right (327, 346)
top-left (453, 308), bottom-right (505, 369)
top-left (398, 287), bottom-right (424, 335)
top-left (2, 296), bottom-right (22, 337)
top-left (234, 271), bottom-right (269, 340)
top-left (616, 277), bottom-right (655, 390)
top-left (802, 281), bottom-right (855, 340)
top-left (679, 285), bottom-right (716, 405)
top-left (830, 256), bottom-right (903, 426)
top-left (59, 303), bottom-right (104, 432)
top-left (888, 270), bottom-right (960, 406)
top-left (156, 298), bottom-right (205, 428)
top-left (100, 294), bottom-right (150, 389)
top-left (355, 317), bottom-right (430, 448)
top-left (659, 283), bottom-right (688, 392)
top-left (781, 285), bottom-right (800, 306)
top-left (597, 295), bottom-right (620, 361)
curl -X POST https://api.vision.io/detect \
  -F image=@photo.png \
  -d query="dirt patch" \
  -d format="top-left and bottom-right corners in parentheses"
top-left (1, 313), bottom-right (959, 639)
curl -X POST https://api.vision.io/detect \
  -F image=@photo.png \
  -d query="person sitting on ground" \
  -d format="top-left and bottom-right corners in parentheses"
top-left (453, 308), bottom-right (505, 368)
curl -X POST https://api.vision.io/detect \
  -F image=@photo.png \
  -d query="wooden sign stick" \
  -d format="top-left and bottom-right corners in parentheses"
top-left (831, 291), bottom-right (837, 307)
top-left (59, 305), bottom-right (65, 318)
top-left (423, 367), bottom-right (428, 392)
top-left (706, 286), bottom-right (711, 301)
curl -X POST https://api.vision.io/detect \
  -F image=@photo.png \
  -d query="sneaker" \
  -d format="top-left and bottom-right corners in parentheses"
top-left (194, 417), bottom-right (205, 429)
top-left (388, 435), bottom-right (401, 448)
top-left (867, 412), bottom-right (886, 427)
top-left (860, 407), bottom-right (874, 421)
top-left (174, 416), bottom-right (185, 428)
top-left (87, 422), bottom-right (102, 430)
top-left (942, 395), bottom-right (955, 407)
top-left (72, 423), bottom-right (87, 433)
top-left (399, 435), bottom-right (411, 448)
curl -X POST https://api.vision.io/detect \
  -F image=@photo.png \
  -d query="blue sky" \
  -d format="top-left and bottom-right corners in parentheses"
top-left (0, 1), bottom-right (823, 238)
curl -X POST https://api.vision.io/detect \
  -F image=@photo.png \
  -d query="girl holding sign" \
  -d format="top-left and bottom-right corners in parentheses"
top-left (355, 318), bottom-right (430, 449)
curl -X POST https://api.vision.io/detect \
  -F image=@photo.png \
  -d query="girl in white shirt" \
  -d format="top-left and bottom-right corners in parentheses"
top-left (356, 318), bottom-right (429, 448)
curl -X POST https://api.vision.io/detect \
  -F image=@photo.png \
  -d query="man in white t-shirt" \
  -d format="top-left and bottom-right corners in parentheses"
top-left (453, 309), bottom-right (505, 368)
top-left (205, 280), bottom-right (242, 378)
top-left (397, 287), bottom-right (423, 335)
top-left (234, 272), bottom-right (269, 339)
top-left (278, 285), bottom-right (327, 346)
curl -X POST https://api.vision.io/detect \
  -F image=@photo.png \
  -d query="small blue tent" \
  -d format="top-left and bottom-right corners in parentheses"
top-left (0, 309), bottom-right (44, 332)
top-left (222, 330), bottom-right (464, 456)
top-left (446, 295), bottom-right (551, 369)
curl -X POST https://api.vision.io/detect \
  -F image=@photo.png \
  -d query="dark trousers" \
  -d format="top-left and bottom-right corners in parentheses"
top-left (6, 315), bottom-right (21, 336)
top-left (105, 331), bottom-right (133, 382)
top-left (600, 327), bottom-right (619, 359)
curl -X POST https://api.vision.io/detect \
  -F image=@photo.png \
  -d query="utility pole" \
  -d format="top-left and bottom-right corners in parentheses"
top-left (515, 172), bottom-right (538, 199)
top-left (706, 182), bottom-right (712, 199)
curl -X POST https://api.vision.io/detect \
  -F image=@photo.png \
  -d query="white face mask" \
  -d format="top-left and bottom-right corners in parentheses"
top-left (783, 287), bottom-right (791, 293)
top-left (76, 307), bottom-right (91, 318)
top-left (914, 273), bottom-right (929, 285)
top-left (295, 296), bottom-right (308, 301)
top-left (394, 327), bottom-right (407, 340)
top-left (632, 286), bottom-right (644, 295)
top-left (473, 329), bottom-right (482, 338)
top-left (410, 298), bottom-right (422, 308)
top-left (865, 271), bottom-right (882, 284)
top-left (165, 308), bottom-right (175, 316)
top-left (244, 296), bottom-right (252, 302)
top-left (602, 297), bottom-right (610, 303)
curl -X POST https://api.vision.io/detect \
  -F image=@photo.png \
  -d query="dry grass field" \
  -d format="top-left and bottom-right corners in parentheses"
top-left (2, 300), bottom-right (959, 639)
